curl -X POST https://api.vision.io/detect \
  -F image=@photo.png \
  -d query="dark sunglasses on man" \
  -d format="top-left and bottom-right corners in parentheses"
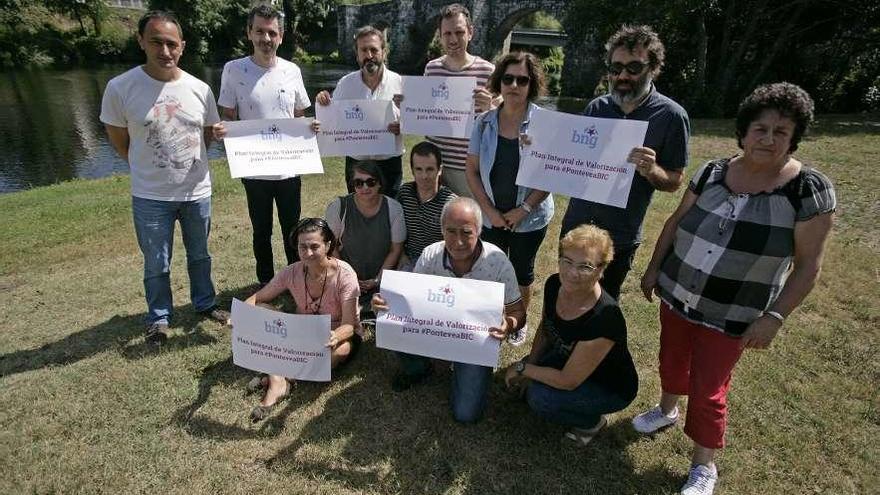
top-left (352, 177), bottom-right (378, 189)
top-left (501, 74), bottom-right (530, 86)
top-left (608, 61), bottom-right (648, 76)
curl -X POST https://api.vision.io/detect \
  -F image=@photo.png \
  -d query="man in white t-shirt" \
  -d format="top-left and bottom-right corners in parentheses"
top-left (100, 11), bottom-right (228, 345)
top-left (214, 5), bottom-right (311, 286)
top-left (423, 3), bottom-right (497, 198)
top-left (372, 197), bottom-right (526, 423)
top-left (314, 26), bottom-right (404, 198)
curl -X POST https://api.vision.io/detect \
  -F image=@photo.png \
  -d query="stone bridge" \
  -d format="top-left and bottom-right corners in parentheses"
top-left (336, 0), bottom-right (602, 97)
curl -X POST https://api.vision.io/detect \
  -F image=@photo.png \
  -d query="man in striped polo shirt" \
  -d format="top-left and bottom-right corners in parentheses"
top-left (424, 3), bottom-right (496, 198)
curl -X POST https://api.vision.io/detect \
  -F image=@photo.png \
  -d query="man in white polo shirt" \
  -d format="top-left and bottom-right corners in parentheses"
top-left (372, 197), bottom-right (526, 423)
top-left (215, 4), bottom-right (311, 286)
top-left (315, 26), bottom-right (403, 198)
top-left (100, 10), bottom-right (228, 345)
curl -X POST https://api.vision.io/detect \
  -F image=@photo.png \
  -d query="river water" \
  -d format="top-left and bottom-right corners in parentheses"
top-left (0, 64), bottom-right (585, 194)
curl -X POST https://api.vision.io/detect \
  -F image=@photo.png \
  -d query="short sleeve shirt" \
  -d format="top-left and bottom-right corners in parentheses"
top-left (331, 68), bottom-right (403, 160)
top-left (217, 57), bottom-right (310, 180)
top-left (562, 85), bottom-right (690, 246)
top-left (396, 182), bottom-right (456, 260)
top-left (100, 67), bottom-right (220, 201)
top-left (539, 274), bottom-right (638, 400)
top-left (261, 259), bottom-right (361, 332)
top-left (657, 158), bottom-right (837, 336)
top-left (414, 240), bottom-right (522, 305)
top-left (423, 56), bottom-right (495, 171)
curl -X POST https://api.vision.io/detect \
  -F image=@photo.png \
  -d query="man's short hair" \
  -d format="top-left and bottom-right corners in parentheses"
top-left (247, 4), bottom-right (284, 33)
top-left (438, 3), bottom-right (472, 29)
top-left (353, 25), bottom-right (386, 50)
top-left (137, 10), bottom-right (182, 37)
top-left (440, 197), bottom-right (482, 232)
top-left (410, 141), bottom-right (443, 170)
top-left (605, 24), bottom-right (665, 75)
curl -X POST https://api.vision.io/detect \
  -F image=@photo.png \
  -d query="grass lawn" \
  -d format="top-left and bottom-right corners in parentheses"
top-left (0, 117), bottom-right (877, 494)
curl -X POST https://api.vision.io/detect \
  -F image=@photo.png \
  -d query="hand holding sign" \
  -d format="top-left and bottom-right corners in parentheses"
top-left (222, 118), bottom-right (323, 179)
top-left (315, 99), bottom-right (398, 157)
top-left (400, 76), bottom-right (477, 138)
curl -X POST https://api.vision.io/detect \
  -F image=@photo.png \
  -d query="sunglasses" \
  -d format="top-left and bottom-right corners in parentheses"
top-left (352, 177), bottom-right (378, 189)
top-left (501, 74), bottom-right (530, 86)
top-left (608, 61), bottom-right (648, 76)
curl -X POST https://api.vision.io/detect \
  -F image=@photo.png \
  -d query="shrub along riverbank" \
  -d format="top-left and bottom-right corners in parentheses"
top-left (0, 121), bottom-right (877, 493)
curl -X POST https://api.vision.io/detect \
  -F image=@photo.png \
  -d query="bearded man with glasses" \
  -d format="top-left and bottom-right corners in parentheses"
top-left (560, 25), bottom-right (690, 300)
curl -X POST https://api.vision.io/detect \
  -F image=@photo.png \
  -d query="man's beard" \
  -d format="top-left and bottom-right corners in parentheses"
top-left (610, 73), bottom-right (652, 106)
top-left (361, 59), bottom-right (382, 74)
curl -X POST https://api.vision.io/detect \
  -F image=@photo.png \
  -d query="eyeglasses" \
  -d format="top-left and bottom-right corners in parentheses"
top-left (501, 74), bottom-right (530, 86)
top-left (558, 257), bottom-right (600, 275)
top-left (608, 61), bottom-right (648, 76)
top-left (352, 177), bottom-right (378, 189)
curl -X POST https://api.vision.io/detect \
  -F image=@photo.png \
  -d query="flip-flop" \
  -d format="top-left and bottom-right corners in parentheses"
top-left (250, 380), bottom-right (291, 422)
top-left (563, 415), bottom-right (608, 447)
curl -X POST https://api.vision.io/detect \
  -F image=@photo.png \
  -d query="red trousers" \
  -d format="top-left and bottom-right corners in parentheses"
top-left (659, 304), bottom-right (744, 449)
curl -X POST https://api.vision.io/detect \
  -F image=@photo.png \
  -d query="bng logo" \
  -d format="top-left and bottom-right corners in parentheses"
top-left (260, 124), bottom-right (281, 141)
top-left (571, 125), bottom-right (599, 148)
top-left (345, 105), bottom-right (365, 121)
top-left (432, 82), bottom-right (450, 100)
top-left (427, 283), bottom-right (455, 308)
top-left (264, 318), bottom-right (288, 338)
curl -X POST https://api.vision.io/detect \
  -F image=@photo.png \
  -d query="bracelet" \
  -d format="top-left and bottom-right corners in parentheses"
top-left (762, 310), bottom-right (785, 323)
top-left (519, 202), bottom-right (532, 213)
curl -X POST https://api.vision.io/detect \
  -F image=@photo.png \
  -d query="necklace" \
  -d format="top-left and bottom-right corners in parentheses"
top-left (303, 262), bottom-right (329, 315)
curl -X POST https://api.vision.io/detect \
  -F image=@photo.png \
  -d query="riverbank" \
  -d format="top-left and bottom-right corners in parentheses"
top-left (0, 123), bottom-right (877, 493)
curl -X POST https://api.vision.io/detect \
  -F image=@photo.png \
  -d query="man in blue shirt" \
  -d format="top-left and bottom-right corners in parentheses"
top-left (561, 25), bottom-right (690, 299)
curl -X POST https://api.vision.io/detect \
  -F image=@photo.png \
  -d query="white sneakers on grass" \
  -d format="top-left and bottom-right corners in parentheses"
top-left (632, 404), bottom-right (679, 433)
top-left (680, 463), bottom-right (717, 495)
top-left (507, 324), bottom-right (528, 346)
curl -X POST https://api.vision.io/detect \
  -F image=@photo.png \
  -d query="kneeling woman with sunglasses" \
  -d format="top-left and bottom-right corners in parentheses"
top-left (245, 218), bottom-right (361, 421)
top-left (504, 225), bottom-right (638, 445)
top-left (326, 161), bottom-right (405, 316)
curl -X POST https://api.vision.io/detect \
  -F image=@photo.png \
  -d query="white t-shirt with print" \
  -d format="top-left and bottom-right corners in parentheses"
top-left (414, 240), bottom-right (522, 305)
top-left (331, 68), bottom-right (403, 160)
top-left (217, 56), bottom-right (311, 180)
top-left (100, 67), bottom-right (220, 201)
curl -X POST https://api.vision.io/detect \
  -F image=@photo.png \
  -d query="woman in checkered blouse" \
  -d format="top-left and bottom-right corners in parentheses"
top-left (633, 83), bottom-right (836, 495)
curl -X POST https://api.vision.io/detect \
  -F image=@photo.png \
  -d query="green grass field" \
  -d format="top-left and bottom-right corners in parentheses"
top-left (0, 118), bottom-right (877, 494)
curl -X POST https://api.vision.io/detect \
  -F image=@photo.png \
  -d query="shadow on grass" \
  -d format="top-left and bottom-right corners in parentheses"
top-left (241, 344), bottom-right (683, 494)
top-left (0, 287), bottom-right (253, 378)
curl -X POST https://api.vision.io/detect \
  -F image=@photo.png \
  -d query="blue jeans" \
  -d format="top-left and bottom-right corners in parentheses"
top-left (132, 196), bottom-right (216, 325)
top-left (527, 380), bottom-right (633, 429)
top-left (396, 354), bottom-right (493, 423)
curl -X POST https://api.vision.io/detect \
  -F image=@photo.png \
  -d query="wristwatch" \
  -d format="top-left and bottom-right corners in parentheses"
top-left (519, 202), bottom-right (533, 213)
top-left (514, 358), bottom-right (527, 375)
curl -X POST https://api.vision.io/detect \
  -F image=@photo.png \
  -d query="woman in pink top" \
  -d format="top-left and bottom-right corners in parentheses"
top-left (244, 217), bottom-right (361, 421)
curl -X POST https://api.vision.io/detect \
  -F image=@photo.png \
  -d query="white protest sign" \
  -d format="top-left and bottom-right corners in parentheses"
top-left (231, 298), bottom-right (331, 382)
top-left (222, 118), bottom-right (323, 179)
top-left (376, 270), bottom-right (504, 368)
top-left (517, 107), bottom-right (648, 208)
top-left (400, 76), bottom-right (476, 138)
top-left (315, 99), bottom-right (397, 156)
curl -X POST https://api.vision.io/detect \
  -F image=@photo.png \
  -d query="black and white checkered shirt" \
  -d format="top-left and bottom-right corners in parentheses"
top-left (657, 158), bottom-right (836, 336)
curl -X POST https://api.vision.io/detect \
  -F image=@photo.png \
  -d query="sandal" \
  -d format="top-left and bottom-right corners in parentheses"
top-left (563, 415), bottom-right (608, 447)
top-left (249, 380), bottom-right (292, 422)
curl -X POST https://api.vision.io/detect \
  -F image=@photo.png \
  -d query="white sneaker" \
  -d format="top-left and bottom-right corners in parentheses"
top-left (507, 324), bottom-right (528, 346)
top-left (632, 404), bottom-right (679, 433)
top-left (680, 463), bottom-right (717, 495)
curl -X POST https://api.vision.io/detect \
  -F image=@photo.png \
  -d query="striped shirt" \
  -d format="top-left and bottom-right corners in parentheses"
top-left (657, 158), bottom-right (836, 336)
top-left (424, 56), bottom-right (495, 171)
top-left (396, 182), bottom-right (456, 261)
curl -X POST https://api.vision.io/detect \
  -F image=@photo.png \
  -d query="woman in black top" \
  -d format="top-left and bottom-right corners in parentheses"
top-left (505, 224), bottom-right (638, 445)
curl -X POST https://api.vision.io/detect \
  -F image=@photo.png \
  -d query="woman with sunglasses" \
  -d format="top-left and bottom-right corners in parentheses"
top-left (465, 51), bottom-right (554, 345)
top-left (504, 224), bottom-right (638, 445)
top-left (325, 161), bottom-right (405, 316)
top-left (244, 218), bottom-right (361, 421)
